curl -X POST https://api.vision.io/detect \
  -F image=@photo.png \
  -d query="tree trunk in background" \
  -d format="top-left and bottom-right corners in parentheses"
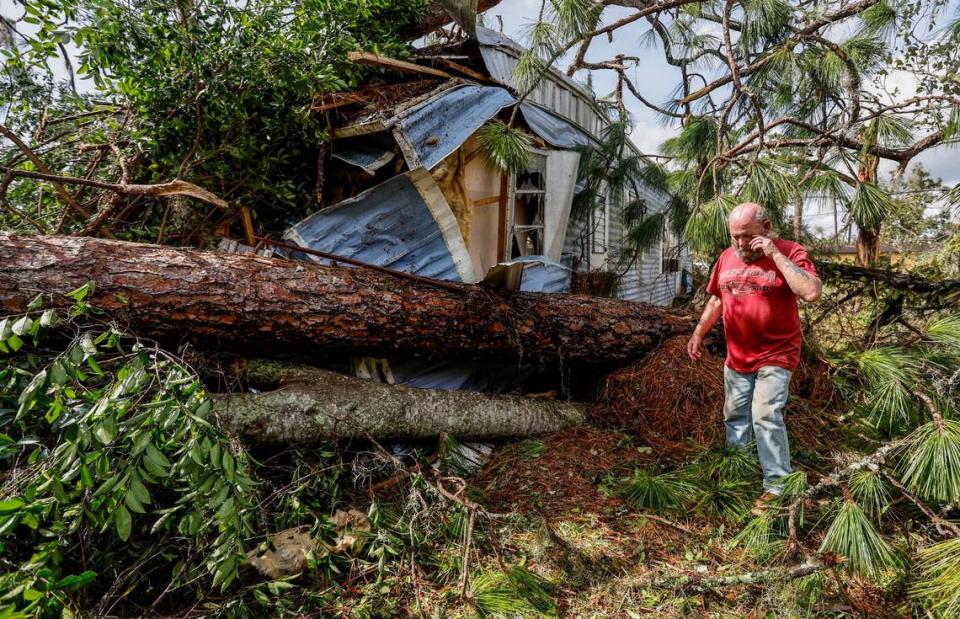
top-left (216, 361), bottom-right (585, 444)
top-left (0, 235), bottom-right (697, 366)
top-left (793, 196), bottom-right (802, 239)
top-left (856, 226), bottom-right (882, 267)
top-left (856, 154), bottom-right (882, 266)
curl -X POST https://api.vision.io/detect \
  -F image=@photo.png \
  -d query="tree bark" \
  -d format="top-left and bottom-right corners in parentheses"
top-left (404, 0), bottom-right (502, 39)
top-left (216, 361), bottom-right (585, 444)
top-left (0, 235), bottom-right (697, 366)
top-left (855, 225), bottom-right (881, 266)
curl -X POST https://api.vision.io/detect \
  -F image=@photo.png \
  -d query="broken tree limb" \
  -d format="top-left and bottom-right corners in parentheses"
top-left (0, 123), bottom-right (114, 239)
top-left (215, 361), bottom-right (585, 444)
top-left (402, 0), bottom-right (502, 39)
top-left (815, 260), bottom-right (960, 307)
top-left (0, 235), bottom-right (699, 366)
top-left (0, 166), bottom-right (229, 211)
top-left (639, 556), bottom-right (827, 593)
top-left (347, 51), bottom-right (453, 79)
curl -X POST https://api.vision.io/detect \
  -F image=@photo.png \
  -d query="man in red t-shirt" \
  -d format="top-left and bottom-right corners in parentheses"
top-left (687, 202), bottom-right (822, 513)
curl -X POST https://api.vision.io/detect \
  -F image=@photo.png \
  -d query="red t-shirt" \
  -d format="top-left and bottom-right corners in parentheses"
top-left (706, 239), bottom-right (816, 373)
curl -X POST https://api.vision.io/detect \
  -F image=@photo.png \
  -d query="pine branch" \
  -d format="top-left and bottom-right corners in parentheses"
top-left (639, 556), bottom-right (828, 592)
top-left (881, 471), bottom-right (960, 538)
top-left (786, 438), bottom-right (907, 550)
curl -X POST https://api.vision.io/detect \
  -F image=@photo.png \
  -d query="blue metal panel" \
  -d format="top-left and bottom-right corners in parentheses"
top-left (283, 171), bottom-right (464, 281)
top-left (519, 102), bottom-right (596, 149)
top-left (399, 85), bottom-right (516, 169)
top-left (514, 256), bottom-right (572, 293)
top-left (331, 132), bottom-right (396, 174)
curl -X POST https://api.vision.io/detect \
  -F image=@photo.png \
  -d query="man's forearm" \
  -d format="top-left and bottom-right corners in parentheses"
top-left (771, 252), bottom-right (822, 302)
top-left (694, 296), bottom-right (723, 336)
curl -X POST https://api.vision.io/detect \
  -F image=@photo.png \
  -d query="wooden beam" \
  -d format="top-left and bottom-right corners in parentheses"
top-left (496, 174), bottom-right (509, 262)
top-left (347, 51), bottom-right (452, 79)
top-left (310, 93), bottom-right (366, 113)
top-left (430, 56), bottom-right (491, 82)
top-left (240, 206), bottom-right (256, 247)
top-left (332, 120), bottom-right (390, 139)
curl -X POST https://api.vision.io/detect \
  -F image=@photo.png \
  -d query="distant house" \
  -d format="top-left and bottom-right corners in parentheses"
top-left (280, 26), bottom-right (691, 306)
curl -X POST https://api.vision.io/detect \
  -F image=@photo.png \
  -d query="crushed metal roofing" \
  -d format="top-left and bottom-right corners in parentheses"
top-left (519, 102), bottom-right (595, 149)
top-left (332, 81), bottom-right (600, 175)
top-left (331, 132), bottom-right (397, 174)
top-left (283, 167), bottom-right (476, 283)
top-left (397, 84), bottom-right (516, 169)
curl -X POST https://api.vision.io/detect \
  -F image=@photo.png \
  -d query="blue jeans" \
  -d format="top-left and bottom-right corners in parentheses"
top-left (723, 365), bottom-right (793, 494)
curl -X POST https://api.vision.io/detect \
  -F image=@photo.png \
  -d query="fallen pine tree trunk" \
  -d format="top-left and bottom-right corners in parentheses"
top-left (0, 235), bottom-right (697, 366)
top-left (216, 361), bottom-right (585, 444)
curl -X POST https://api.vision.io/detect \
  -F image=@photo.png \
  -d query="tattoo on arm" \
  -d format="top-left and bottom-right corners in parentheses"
top-left (785, 261), bottom-right (811, 279)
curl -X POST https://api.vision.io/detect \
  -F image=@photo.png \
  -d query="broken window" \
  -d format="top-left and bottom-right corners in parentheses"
top-left (510, 152), bottom-right (547, 258)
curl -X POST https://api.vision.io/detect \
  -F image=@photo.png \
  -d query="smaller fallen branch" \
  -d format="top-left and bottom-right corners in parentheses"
top-left (786, 439), bottom-right (907, 550)
top-left (0, 166), bottom-right (228, 211)
top-left (815, 261), bottom-right (960, 307)
top-left (640, 556), bottom-right (828, 593)
top-left (880, 472), bottom-right (960, 538)
top-left (0, 123), bottom-right (113, 237)
top-left (215, 360), bottom-right (586, 444)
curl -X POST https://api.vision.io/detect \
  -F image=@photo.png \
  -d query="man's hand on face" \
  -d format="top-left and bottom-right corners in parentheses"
top-left (748, 235), bottom-right (779, 257)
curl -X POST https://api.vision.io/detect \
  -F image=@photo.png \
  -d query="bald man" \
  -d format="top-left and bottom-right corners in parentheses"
top-left (687, 203), bottom-right (822, 513)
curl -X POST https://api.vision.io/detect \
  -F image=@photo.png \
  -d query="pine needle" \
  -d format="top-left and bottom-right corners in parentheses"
top-left (848, 182), bottom-right (896, 231)
top-left (477, 121), bottom-right (531, 174)
top-left (911, 538), bottom-right (960, 617)
top-left (471, 566), bottom-right (557, 618)
top-left (683, 194), bottom-right (736, 254)
top-left (616, 468), bottom-right (695, 513)
top-left (849, 469), bottom-right (891, 520)
top-left (897, 419), bottom-right (960, 505)
top-left (818, 501), bottom-right (901, 579)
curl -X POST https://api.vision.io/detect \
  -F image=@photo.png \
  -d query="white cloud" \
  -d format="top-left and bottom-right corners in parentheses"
top-left (629, 121), bottom-right (680, 156)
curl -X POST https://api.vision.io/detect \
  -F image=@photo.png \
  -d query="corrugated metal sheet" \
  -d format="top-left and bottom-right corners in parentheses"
top-left (331, 132), bottom-right (396, 174)
top-left (397, 84), bottom-right (515, 169)
top-left (511, 256), bottom-right (572, 293)
top-left (283, 167), bottom-right (477, 283)
top-left (519, 102), bottom-right (596, 149)
top-left (476, 27), bottom-right (605, 136)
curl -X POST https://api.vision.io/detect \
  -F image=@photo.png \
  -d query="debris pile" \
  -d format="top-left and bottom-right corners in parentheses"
top-left (473, 426), bottom-right (654, 515)
top-left (591, 336), bottom-right (836, 455)
top-left (593, 336), bottom-right (725, 449)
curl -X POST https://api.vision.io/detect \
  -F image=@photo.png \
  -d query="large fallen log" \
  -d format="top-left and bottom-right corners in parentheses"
top-left (0, 235), bottom-right (696, 366)
top-left (216, 361), bottom-right (585, 444)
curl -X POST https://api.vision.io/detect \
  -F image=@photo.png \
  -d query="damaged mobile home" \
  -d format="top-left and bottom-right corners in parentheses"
top-left (215, 23), bottom-right (694, 407)
top-left (279, 26), bottom-right (692, 306)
